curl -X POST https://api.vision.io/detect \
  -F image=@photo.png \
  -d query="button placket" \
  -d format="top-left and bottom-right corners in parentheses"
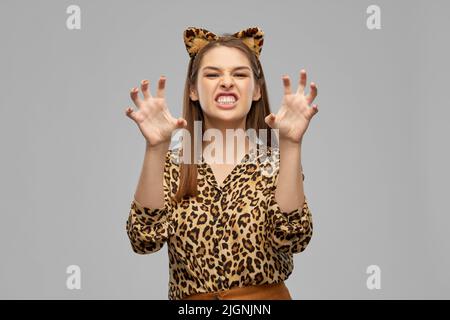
top-left (214, 189), bottom-right (227, 291)
top-left (212, 191), bottom-right (221, 223)
top-left (217, 196), bottom-right (230, 291)
top-left (217, 272), bottom-right (227, 291)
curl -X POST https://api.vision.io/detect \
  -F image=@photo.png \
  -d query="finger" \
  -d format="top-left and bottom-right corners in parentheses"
top-left (297, 69), bottom-right (306, 95)
top-left (141, 79), bottom-right (151, 99)
top-left (264, 113), bottom-right (276, 128)
top-left (306, 82), bottom-right (318, 105)
top-left (156, 75), bottom-right (166, 99)
top-left (282, 75), bottom-right (292, 95)
top-left (130, 87), bottom-right (143, 108)
top-left (125, 106), bottom-right (137, 121)
top-left (311, 104), bottom-right (319, 117)
top-left (176, 117), bottom-right (187, 128)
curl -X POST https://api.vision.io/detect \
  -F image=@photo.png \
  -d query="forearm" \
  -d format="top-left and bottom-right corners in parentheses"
top-left (134, 141), bottom-right (170, 209)
top-left (275, 138), bottom-right (305, 213)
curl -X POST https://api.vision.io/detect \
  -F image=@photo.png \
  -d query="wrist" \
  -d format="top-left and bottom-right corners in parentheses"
top-left (145, 140), bottom-right (170, 152)
top-left (279, 136), bottom-right (303, 149)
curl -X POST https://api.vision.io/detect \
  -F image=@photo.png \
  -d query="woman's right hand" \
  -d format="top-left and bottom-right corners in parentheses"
top-left (125, 76), bottom-right (187, 147)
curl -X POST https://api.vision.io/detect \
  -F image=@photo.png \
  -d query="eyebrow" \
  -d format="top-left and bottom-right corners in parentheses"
top-left (202, 66), bottom-right (251, 72)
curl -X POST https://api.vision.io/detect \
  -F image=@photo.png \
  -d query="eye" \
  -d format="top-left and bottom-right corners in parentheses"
top-left (205, 73), bottom-right (248, 78)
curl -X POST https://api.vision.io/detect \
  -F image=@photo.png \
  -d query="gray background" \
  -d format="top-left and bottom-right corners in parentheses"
top-left (0, 0), bottom-right (449, 299)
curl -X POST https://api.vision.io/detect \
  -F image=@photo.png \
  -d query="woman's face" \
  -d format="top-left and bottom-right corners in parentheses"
top-left (190, 46), bottom-right (261, 127)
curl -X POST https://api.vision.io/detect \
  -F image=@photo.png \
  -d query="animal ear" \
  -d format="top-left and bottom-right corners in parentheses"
top-left (232, 27), bottom-right (265, 58)
top-left (183, 26), bottom-right (265, 59)
top-left (183, 27), bottom-right (218, 58)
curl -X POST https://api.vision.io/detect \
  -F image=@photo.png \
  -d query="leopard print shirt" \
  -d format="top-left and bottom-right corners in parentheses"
top-left (126, 144), bottom-right (313, 300)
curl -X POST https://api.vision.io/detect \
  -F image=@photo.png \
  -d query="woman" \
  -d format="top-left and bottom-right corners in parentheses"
top-left (125, 27), bottom-right (319, 300)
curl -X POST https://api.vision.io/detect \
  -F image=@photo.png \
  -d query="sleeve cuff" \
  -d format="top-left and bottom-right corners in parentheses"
top-left (131, 197), bottom-right (167, 223)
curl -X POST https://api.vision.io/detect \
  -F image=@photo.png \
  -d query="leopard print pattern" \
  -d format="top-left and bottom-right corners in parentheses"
top-left (126, 144), bottom-right (313, 300)
top-left (183, 26), bottom-right (265, 58)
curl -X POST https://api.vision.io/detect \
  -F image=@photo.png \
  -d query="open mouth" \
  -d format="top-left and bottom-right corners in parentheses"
top-left (214, 94), bottom-right (239, 109)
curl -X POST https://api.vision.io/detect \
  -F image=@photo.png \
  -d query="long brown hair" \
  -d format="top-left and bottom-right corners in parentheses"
top-left (173, 35), bottom-right (275, 201)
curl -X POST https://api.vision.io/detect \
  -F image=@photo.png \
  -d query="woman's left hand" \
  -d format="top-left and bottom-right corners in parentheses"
top-left (265, 69), bottom-right (319, 144)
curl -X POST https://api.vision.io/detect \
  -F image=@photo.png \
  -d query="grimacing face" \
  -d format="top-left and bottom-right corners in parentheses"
top-left (190, 46), bottom-right (261, 126)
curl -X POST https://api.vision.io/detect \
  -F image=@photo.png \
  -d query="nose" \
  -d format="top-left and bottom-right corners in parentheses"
top-left (220, 74), bottom-right (234, 88)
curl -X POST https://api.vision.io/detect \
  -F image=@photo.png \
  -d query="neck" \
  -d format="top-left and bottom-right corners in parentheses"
top-left (202, 117), bottom-right (255, 164)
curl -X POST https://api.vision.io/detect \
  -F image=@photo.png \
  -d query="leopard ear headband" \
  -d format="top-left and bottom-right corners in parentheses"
top-left (183, 26), bottom-right (264, 59)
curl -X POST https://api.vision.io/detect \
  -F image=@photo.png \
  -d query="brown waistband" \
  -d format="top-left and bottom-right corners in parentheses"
top-left (182, 281), bottom-right (292, 300)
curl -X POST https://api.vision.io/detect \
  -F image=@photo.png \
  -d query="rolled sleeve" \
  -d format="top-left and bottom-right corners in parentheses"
top-left (126, 149), bottom-right (178, 254)
top-left (126, 198), bottom-right (173, 254)
top-left (266, 170), bottom-right (313, 254)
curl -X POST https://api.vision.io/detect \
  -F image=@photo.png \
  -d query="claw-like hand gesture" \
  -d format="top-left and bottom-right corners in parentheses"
top-left (265, 69), bottom-right (319, 144)
top-left (125, 76), bottom-right (187, 147)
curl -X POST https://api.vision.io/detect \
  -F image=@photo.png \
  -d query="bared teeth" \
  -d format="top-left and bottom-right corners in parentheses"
top-left (216, 95), bottom-right (236, 104)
